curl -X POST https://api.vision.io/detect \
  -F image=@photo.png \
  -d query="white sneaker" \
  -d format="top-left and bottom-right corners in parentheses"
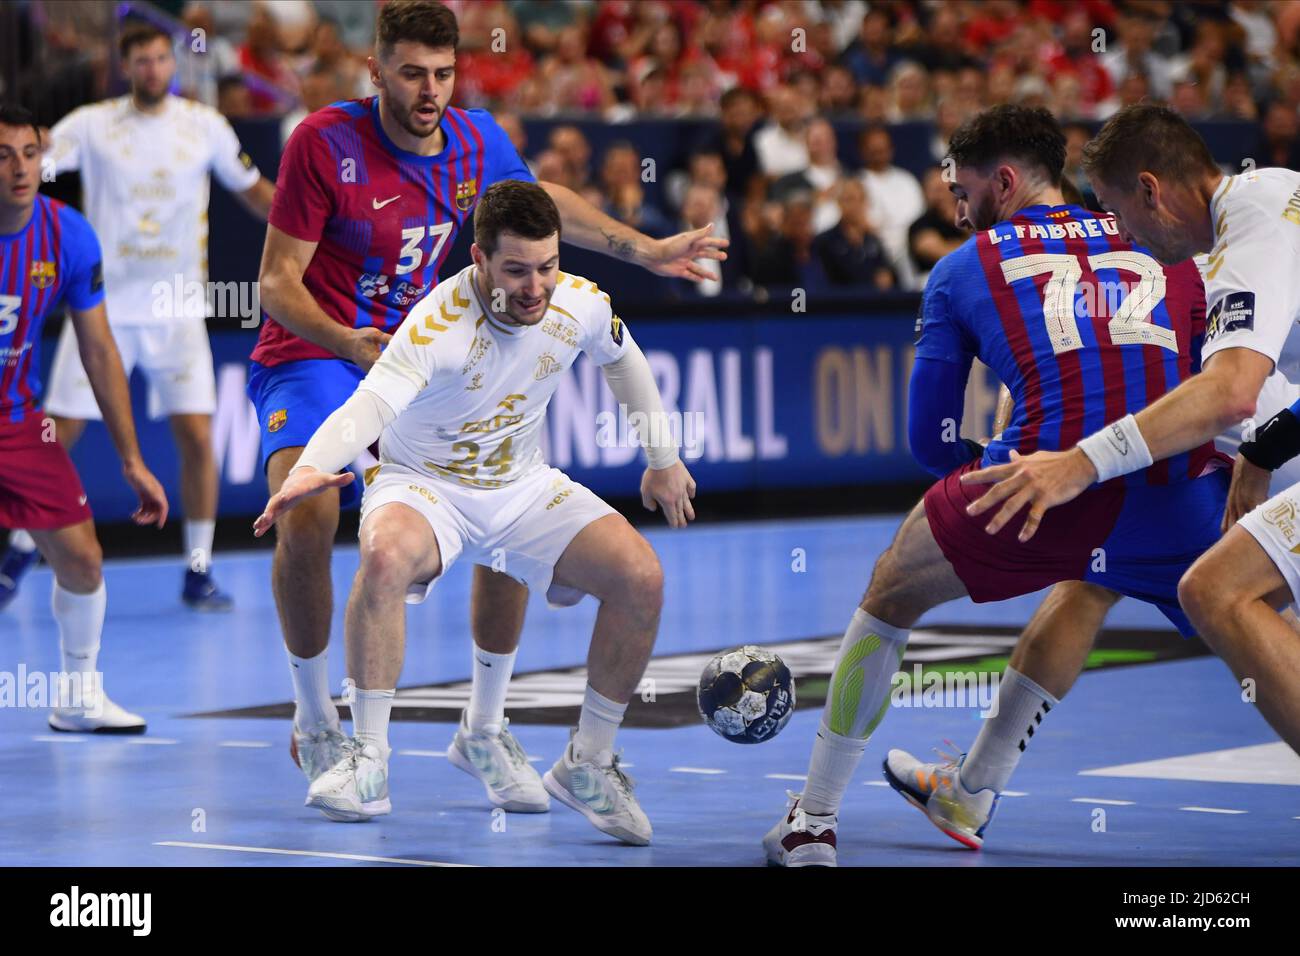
top-left (447, 709), bottom-right (549, 812)
top-left (290, 723), bottom-right (348, 783)
top-left (305, 737), bottom-right (391, 822)
top-left (882, 746), bottom-right (999, 849)
top-left (48, 691), bottom-right (146, 734)
top-left (763, 791), bottom-right (838, 867)
top-left (543, 738), bottom-right (651, 846)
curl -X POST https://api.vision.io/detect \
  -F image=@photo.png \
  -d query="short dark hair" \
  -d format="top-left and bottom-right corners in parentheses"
top-left (376, 0), bottom-right (458, 59)
top-left (946, 105), bottom-right (1066, 182)
top-left (1081, 103), bottom-right (1219, 190)
top-left (473, 180), bottom-right (561, 258)
top-left (0, 103), bottom-right (40, 143)
top-left (119, 20), bottom-right (170, 60)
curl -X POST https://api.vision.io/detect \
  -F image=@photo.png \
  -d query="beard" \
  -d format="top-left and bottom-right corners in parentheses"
top-left (133, 82), bottom-right (169, 107)
top-left (971, 191), bottom-right (1001, 231)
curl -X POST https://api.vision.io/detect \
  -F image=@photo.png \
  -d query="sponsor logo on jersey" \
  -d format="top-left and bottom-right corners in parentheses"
top-left (541, 317), bottom-right (579, 347)
top-left (534, 350), bottom-right (562, 380)
top-left (267, 408), bottom-right (287, 433)
top-left (610, 314), bottom-right (625, 346)
top-left (390, 280), bottom-right (429, 307)
top-left (359, 273), bottom-right (391, 298)
top-left (1206, 291), bottom-right (1255, 341)
top-left (1262, 495), bottom-right (1300, 548)
top-left (239, 151), bottom-right (254, 171)
top-left (29, 260), bottom-right (56, 289)
top-left (89, 261), bottom-right (104, 293)
top-left (407, 483), bottom-right (439, 504)
top-left (455, 179), bottom-right (478, 212)
top-left (1284, 185), bottom-right (1300, 226)
top-left (465, 371), bottom-right (484, 391)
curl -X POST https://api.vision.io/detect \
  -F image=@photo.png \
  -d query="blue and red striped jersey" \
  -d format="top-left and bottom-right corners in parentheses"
top-left (0, 195), bottom-right (104, 423)
top-left (252, 97), bottom-right (535, 367)
top-left (915, 203), bottom-right (1218, 485)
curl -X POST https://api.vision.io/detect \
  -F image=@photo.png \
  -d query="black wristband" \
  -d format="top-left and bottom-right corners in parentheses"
top-left (1240, 408), bottom-right (1300, 471)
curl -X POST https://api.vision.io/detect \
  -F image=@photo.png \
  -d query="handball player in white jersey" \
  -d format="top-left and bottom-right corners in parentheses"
top-left (255, 181), bottom-right (695, 844)
top-left (0, 22), bottom-right (275, 612)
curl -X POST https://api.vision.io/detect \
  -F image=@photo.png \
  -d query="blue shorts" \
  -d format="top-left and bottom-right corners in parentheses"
top-left (247, 358), bottom-right (366, 507)
top-left (1081, 468), bottom-right (1229, 636)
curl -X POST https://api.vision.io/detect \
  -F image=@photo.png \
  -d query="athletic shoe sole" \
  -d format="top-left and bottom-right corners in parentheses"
top-left (542, 769), bottom-right (650, 846)
top-left (447, 740), bottom-right (549, 812)
top-left (47, 716), bottom-right (146, 735)
top-left (881, 759), bottom-right (983, 849)
top-left (306, 793), bottom-right (391, 823)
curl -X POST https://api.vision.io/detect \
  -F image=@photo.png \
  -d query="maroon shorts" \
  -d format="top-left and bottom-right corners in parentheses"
top-left (0, 414), bottom-right (93, 530)
top-left (924, 458), bottom-right (1124, 603)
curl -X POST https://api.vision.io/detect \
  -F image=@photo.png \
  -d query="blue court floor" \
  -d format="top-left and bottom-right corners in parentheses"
top-left (2, 515), bottom-right (1296, 867)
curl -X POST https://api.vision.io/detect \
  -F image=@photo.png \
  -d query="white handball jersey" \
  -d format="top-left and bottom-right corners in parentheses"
top-left (360, 264), bottom-right (631, 488)
top-left (48, 94), bottom-right (261, 325)
top-left (1199, 167), bottom-right (1300, 369)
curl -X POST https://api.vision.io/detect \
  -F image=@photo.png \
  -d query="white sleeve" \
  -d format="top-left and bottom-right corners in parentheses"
top-left (356, 298), bottom-right (442, 412)
top-left (294, 389), bottom-right (397, 475)
top-left (208, 110), bottom-right (261, 193)
top-left (580, 294), bottom-right (630, 367)
top-left (600, 336), bottom-right (680, 470)
top-left (47, 109), bottom-right (87, 175)
top-left (1201, 197), bottom-right (1300, 370)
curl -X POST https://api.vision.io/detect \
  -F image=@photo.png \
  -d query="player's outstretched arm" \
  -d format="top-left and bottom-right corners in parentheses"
top-left (258, 225), bottom-right (391, 369)
top-left (641, 461), bottom-right (697, 529)
top-left (538, 180), bottom-right (728, 283)
top-left (961, 347), bottom-right (1272, 541)
top-left (253, 466), bottom-right (353, 536)
top-left (68, 302), bottom-right (168, 528)
top-left (236, 176), bottom-right (276, 221)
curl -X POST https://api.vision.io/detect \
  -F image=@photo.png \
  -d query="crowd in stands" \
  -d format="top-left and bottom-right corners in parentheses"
top-left (18, 0), bottom-right (1300, 297)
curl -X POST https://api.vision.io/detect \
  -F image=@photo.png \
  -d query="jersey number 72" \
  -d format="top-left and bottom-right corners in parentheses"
top-left (1001, 251), bottom-right (1176, 356)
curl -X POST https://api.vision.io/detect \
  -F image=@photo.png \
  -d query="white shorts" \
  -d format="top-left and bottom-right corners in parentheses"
top-left (44, 320), bottom-right (217, 421)
top-left (359, 461), bottom-right (617, 607)
top-left (1239, 484), bottom-right (1300, 605)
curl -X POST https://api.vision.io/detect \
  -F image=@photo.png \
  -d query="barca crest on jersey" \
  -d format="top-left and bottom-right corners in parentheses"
top-left (30, 261), bottom-right (56, 289)
top-left (268, 409), bottom-right (287, 433)
top-left (455, 179), bottom-right (478, 212)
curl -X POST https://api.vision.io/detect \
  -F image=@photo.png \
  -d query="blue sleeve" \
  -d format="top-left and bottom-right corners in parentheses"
top-left (913, 249), bottom-right (976, 364)
top-left (474, 109), bottom-right (535, 186)
top-left (908, 355), bottom-right (981, 477)
top-left (59, 207), bottom-right (105, 311)
top-left (908, 252), bottom-right (980, 476)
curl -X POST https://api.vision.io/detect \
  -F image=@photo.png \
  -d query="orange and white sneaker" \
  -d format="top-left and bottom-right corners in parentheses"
top-left (762, 791), bottom-right (837, 867)
top-left (882, 745), bottom-right (999, 849)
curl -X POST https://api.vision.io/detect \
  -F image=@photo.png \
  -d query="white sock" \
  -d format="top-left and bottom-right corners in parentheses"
top-left (961, 665), bottom-right (1058, 794)
top-left (185, 519), bottom-right (215, 573)
top-left (352, 687), bottom-right (395, 754)
top-left (287, 649), bottom-right (339, 733)
top-left (467, 646), bottom-right (517, 736)
top-left (9, 529), bottom-right (36, 553)
top-left (52, 580), bottom-right (106, 707)
top-left (801, 608), bottom-right (909, 816)
top-left (573, 685), bottom-right (626, 766)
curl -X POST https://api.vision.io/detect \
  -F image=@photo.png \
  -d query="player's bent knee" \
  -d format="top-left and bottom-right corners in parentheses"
top-left (274, 497), bottom-right (338, 557)
top-left (1178, 559), bottom-right (1229, 637)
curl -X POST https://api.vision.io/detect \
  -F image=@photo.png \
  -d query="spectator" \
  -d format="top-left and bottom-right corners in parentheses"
top-left (238, 5), bottom-right (299, 115)
top-left (280, 61), bottom-right (350, 143)
top-left (754, 83), bottom-right (811, 178)
top-left (813, 178), bottom-right (895, 289)
top-left (886, 61), bottom-right (933, 121)
top-left (748, 194), bottom-right (817, 288)
top-left (840, 8), bottom-right (903, 86)
top-left (1100, 9), bottom-right (1176, 101)
top-left (908, 167), bottom-right (966, 287)
top-left (1220, 71), bottom-right (1260, 119)
top-left (1247, 100), bottom-right (1300, 169)
top-left (217, 75), bottom-right (253, 120)
top-left (675, 182), bottom-right (734, 297)
top-left (902, 5), bottom-right (977, 72)
top-left (538, 23), bottom-right (616, 113)
top-left (1061, 122), bottom-right (1098, 208)
top-left (771, 117), bottom-right (844, 235)
top-left (534, 148), bottom-right (575, 190)
top-left (856, 125), bottom-right (924, 288)
top-left (548, 124), bottom-right (594, 191)
top-left (857, 83), bottom-right (889, 123)
top-left (1043, 8), bottom-right (1116, 117)
top-left (495, 111), bottom-right (536, 177)
top-left (599, 141), bottom-right (674, 237)
top-left (510, 0), bottom-right (590, 57)
top-left (821, 64), bottom-right (859, 115)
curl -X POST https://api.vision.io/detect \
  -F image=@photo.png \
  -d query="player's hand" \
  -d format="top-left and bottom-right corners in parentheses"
top-left (1223, 453), bottom-right (1271, 532)
top-left (253, 466), bottom-right (353, 537)
top-left (345, 327), bottom-right (392, 371)
top-left (122, 461), bottom-right (168, 528)
top-left (960, 447), bottom-right (1098, 542)
top-left (644, 224), bottom-right (729, 283)
top-left (641, 460), bottom-right (696, 528)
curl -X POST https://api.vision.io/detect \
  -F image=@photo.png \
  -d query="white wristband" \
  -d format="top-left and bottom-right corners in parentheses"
top-left (1076, 414), bottom-right (1153, 483)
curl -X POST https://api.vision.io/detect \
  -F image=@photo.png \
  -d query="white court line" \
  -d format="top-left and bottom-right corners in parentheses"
top-left (1001, 790), bottom-right (1027, 797)
top-left (766, 773), bottom-right (806, 781)
top-left (128, 738), bottom-right (178, 745)
top-left (670, 767), bottom-right (726, 775)
top-left (1072, 798), bottom-right (1135, 806)
top-left (865, 780), bottom-right (890, 787)
top-left (32, 735), bottom-right (84, 743)
top-left (1180, 806), bottom-right (1248, 815)
top-left (219, 741), bottom-right (272, 749)
top-left (154, 841), bottom-right (472, 867)
top-left (397, 749), bottom-right (446, 758)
